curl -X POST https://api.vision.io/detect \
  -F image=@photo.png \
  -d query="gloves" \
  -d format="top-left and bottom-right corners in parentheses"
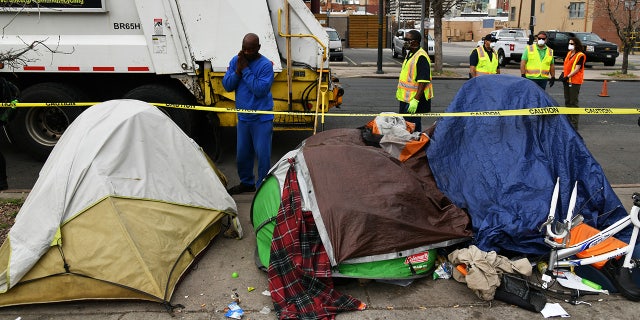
top-left (407, 99), bottom-right (419, 114)
top-left (558, 72), bottom-right (565, 83)
top-left (549, 76), bottom-right (555, 87)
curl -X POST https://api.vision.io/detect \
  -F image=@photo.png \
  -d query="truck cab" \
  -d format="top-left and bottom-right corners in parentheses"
top-left (485, 29), bottom-right (530, 66)
top-left (545, 31), bottom-right (618, 66)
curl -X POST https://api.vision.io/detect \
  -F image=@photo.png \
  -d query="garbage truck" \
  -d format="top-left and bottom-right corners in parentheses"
top-left (0, 0), bottom-right (343, 161)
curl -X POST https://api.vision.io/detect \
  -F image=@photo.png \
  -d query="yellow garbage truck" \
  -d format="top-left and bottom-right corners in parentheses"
top-left (0, 0), bottom-right (342, 160)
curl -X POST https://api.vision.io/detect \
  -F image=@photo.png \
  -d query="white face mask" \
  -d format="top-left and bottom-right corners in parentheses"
top-left (568, 44), bottom-right (575, 51)
top-left (537, 39), bottom-right (546, 46)
top-left (489, 42), bottom-right (496, 48)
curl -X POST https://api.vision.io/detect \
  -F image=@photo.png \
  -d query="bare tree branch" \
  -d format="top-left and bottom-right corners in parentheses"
top-left (597, 0), bottom-right (640, 74)
top-left (1, 3), bottom-right (74, 69)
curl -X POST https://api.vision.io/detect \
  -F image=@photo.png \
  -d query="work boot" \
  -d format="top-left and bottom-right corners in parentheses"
top-left (227, 183), bottom-right (256, 195)
top-left (601, 258), bottom-right (640, 301)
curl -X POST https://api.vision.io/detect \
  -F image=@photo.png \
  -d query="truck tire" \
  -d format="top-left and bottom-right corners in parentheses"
top-left (123, 84), bottom-right (194, 135)
top-left (392, 44), bottom-right (398, 58)
top-left (603, 59), bottom-right (615, 67)
top-left (498, 50), bottom-right (509, 67)
top-left (8, 83), bottom-right (87, 161)
top-left (123, 83), bottom-right (220, 161)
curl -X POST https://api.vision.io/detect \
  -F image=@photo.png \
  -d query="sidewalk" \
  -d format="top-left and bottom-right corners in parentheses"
top-left (330, 64), bottom-right (640, 81)
top-left (1, 186), bottom-right (639, 319)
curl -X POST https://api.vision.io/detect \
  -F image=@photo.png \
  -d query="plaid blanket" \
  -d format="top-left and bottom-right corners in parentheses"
top-left (268, 159), bottom-right (365, 319)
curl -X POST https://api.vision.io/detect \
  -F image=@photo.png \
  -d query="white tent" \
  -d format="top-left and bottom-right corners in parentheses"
top-left (0, 99), bottom-right (239, 306)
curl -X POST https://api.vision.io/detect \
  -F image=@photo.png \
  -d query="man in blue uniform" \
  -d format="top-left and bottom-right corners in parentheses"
top-left (223, 33), bottom-right (275, 195)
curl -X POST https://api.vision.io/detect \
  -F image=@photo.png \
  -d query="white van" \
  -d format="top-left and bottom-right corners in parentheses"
top-left (324, 27), bottom-right (344, 61)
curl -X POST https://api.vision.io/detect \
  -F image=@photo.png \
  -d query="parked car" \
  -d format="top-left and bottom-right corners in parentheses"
top-left (325, 27), bottom-right (344, 61)
top-left (545, 31), bottom-right (618, 66)
top-left (391, 29), bottom-right (435, 61)
top-left (476, 29), bottom-right (530, 66)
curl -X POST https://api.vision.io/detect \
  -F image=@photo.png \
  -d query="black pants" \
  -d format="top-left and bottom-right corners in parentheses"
top-left (398, 98), bottom-right (431, 132)
top-left (0, 150), bottom-right (7, 189)
top-left (563, 82), bottom-right (581, 130)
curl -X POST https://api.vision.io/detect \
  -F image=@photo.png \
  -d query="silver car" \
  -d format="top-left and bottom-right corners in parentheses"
top-left (391, 29), bottom-right (435, 61)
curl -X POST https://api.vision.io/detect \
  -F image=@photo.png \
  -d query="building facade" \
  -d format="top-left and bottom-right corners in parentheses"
top-left (507, 0), bottom-right (625, 47)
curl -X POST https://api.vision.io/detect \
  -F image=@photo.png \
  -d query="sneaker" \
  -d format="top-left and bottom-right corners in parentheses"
top-left (227, 183), bottom-right (256, 195)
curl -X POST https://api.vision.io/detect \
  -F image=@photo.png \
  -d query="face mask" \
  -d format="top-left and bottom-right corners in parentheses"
top-left (537, 39), bottom-right (546, 46)
top-left (568, 44), bottom-right (575, 51)
top-left (489, 42), bottom-right (496, 48)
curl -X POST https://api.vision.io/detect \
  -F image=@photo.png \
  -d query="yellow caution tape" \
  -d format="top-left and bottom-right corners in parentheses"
top-left (1, 102), bottom-right (639, 117)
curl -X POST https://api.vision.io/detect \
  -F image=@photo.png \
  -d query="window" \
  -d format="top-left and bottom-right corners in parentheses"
top-left (540, 2), bottom-right (545, 13)
top-left (510, 6), bottom-right (516, 21)
top-left (569, 2), bottom-right (585, 18)
top-left (555, 32), bottom-right (570, 42)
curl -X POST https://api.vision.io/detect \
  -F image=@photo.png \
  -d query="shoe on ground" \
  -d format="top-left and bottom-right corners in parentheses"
top-left (601, 258), bottom-right (640, 301)
top-left (227, 183), bottom-right (256, 195)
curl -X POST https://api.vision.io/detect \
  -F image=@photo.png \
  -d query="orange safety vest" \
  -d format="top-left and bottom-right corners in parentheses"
top-left (396, 48), bottom-right (433, 103)
top-left (524, 45), bottom-right (554, 79)
top-left (563, 51), bottom-right (586, 85)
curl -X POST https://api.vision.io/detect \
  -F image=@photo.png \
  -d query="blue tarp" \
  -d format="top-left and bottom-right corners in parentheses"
top-left (427, 74), bottom-right (630, 255)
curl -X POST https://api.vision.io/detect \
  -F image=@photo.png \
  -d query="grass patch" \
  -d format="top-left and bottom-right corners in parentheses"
top-left (436, 69), bottom-right (466, 78)
top-left (1, 198), bottom-right (24, 243)
top-left (1, 198), bottom-right (24, 206)
top-left (603, 71), bottom-right (638, 79)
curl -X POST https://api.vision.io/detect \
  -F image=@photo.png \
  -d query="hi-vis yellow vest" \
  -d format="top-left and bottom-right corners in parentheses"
top-left (475, 46), bottom-right (498, 75)
top-left (525, 45), bottom-right (553, 78)
top-left (396, 48), bottom-right (433, 103)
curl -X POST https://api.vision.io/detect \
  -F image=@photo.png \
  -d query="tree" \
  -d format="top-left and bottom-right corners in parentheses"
top-left (430, 0), bottom-right (470, 73)
top-left (1, 5), bottom-right (73, 70)
top-left (597, 0), bottom-right (640, 74)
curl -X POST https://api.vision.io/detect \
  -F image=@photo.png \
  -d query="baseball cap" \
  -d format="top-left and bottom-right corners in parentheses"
top-left (483, 34), bottom-right (495, 42)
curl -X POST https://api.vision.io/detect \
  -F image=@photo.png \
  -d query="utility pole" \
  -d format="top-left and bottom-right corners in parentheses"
top-left (420, 0), bottom-right (426, 49)
top-left (376, 0), bottom-right (384, 73)
top-left (528, 0), bottom-right (536, 45)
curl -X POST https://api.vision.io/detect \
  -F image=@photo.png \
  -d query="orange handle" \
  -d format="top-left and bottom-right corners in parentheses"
top-left (456, 264), bottom-right (468, 276)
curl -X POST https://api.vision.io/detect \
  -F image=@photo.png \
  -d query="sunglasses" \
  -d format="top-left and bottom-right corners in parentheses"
top-left (537, 37), bottom-right (547, 40)
top-left (404, 38), bottom-right (415, 41)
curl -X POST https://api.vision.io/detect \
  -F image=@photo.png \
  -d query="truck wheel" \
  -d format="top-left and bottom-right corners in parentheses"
top-left (498, 50), bottom-right (509, 67)
top-left (603, 59), bottom-right (615, 67)
top-left (401, 47), bottom-right (407, 58)
top-left (392, 45), bottom-right (398, 58)
top-left (123, 84), bottom-right (194, 135)
top-left (123, 84), bottom-right (220, 160)
top-left (7, 83), bottom-right (87, 161)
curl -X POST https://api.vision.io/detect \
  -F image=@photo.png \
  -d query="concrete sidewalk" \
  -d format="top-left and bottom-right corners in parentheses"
top-left (1, 186), bottom-right (639, 319)
top-left (329, 63), bottom-right (639, 81)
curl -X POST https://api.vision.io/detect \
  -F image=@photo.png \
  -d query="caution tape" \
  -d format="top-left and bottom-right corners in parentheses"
top-left (1, 102), bottom-right (639, 117)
